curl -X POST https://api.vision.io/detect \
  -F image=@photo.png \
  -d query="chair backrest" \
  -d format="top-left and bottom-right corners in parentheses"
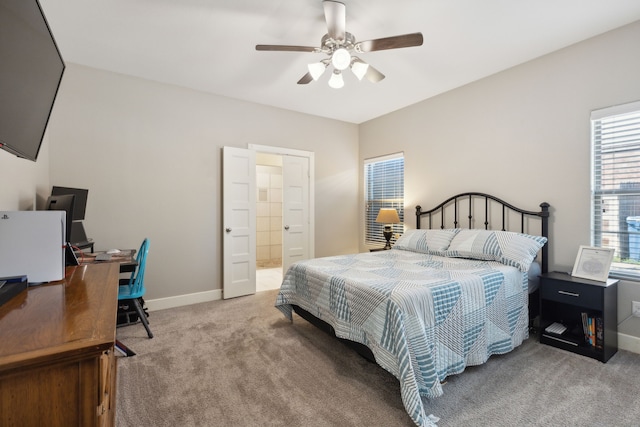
top-left (126, 238), bottom-right (149, 296)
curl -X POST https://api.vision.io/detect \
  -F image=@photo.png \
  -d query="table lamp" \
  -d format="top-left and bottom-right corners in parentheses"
top-left (375, 208), bottom-right (401, 249)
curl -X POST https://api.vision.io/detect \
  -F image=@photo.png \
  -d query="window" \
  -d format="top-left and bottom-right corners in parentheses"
top-left (364, 152), bottom-right (404, 246)
top-left (592, 100), bottom-right (640, 279)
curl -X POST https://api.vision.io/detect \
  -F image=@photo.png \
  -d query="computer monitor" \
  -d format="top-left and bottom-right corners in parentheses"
top-left (69, 221), bottom-right (88, 245)
top-left (51, 186), bottom-right (88, 221)
top-left (45, 194), bottom-right (74, 243)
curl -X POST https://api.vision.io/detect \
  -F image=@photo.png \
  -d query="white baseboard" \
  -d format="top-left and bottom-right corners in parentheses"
top-left (145, 289), bottom-right (222, 312)
top-left (618, 332), bottom-right (640, 354)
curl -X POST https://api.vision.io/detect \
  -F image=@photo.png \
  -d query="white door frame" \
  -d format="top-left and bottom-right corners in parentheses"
top-left (249, 144), bottom-right (315, 263)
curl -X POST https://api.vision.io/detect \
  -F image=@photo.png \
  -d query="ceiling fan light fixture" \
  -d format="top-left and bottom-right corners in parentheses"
top-left (256, 2), bottom-right (424, 88)
top-left (308, 62), bottom-right (327, 81)
top-left (351, 60), bottom-right (369, 81)
top-left (328, 70), bottom-right (344, 89)
top-left (331, 48), bottom-right (351, 71)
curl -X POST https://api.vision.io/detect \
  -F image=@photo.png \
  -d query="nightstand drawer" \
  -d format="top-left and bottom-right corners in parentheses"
top-left (540, 278), bottom-right (601, 310)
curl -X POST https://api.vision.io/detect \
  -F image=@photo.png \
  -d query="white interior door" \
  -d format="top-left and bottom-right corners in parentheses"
top-left (282, 155), bottom-right (310, 273)
top-left (222, 146), bottom-right (256, 299)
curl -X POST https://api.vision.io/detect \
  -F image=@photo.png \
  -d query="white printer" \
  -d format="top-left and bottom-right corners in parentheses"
top-left (0, 211), bottom-right (65, 284)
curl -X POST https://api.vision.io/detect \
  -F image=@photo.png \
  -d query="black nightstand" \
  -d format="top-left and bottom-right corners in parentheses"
top-left (539, 272), bottom-right (618, 362)
top-left (369, 247), bottom-right (388, 252)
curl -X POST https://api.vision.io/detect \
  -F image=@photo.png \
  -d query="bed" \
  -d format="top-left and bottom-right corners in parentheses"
top-left (275, 192), bottom-right (550, 427)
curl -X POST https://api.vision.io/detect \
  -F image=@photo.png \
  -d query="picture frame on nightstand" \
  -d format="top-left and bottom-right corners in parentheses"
top-left (571, 245), bottom-right (614, 282)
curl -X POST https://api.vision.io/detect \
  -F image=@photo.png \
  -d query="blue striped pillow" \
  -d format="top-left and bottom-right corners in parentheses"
top-left (444, 229), bottom-right (547, 272)
top-left (393, 229), bottom-right (459, 254)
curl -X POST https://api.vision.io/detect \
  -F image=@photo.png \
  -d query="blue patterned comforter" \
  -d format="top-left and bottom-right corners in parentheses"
top-left (275, 249), bottom-right (529, 427)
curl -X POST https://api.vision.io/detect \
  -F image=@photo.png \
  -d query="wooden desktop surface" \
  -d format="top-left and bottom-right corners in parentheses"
top-left (80, 249), bottom-right (137, 273)
top-left (0, 263), bottom-right (119, 367)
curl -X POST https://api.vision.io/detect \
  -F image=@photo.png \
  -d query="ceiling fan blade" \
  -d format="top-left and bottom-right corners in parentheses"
top-left (355, 32), bottom-right (424, 52)
top-left (256, 44), bottom-right (318, 52)
top-left (297, 72), bottom-right (314, 85)
top-left (365, 65), bottom-right (385, 83)
top-left (323, 1), bottom-right (346, 41)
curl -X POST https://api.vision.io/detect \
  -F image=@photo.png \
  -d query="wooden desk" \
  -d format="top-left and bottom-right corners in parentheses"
top-left (75, 239), bottom-right (95, 253)
top-left (80, 249), bottom-right (137, 273)
top-left (0, 263), bottom-right (119, 427)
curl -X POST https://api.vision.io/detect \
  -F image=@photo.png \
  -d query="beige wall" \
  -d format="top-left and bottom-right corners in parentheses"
top-left (45, 64), bottom-right (360, 301)
top-left (360, 21), bottom-right (640, 340)
top-left (0, 133), bottom-right (50, 211)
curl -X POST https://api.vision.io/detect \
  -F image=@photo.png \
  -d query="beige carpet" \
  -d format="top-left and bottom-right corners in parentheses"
top-left (116, 290), bottom-right (640, 427)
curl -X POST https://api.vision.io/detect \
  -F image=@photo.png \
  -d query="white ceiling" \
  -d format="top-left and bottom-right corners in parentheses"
top-left (39, 0), bottom-right (640, 124)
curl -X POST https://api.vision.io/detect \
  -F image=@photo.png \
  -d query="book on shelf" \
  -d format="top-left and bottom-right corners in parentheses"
top-left (581, 312), bottom-right (603, 349)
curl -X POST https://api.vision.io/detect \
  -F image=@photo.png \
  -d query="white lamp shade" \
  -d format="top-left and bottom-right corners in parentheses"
top-left (308, 62), bottom-right (327, 81)
top-left (375, 208), bottom-right (400, 224)
top-left (331, 48), bottom-right (351, 71)
top-left (328, 70), bottom-right (344, 89)
top-left (351, 60), bottom-right (369, 81)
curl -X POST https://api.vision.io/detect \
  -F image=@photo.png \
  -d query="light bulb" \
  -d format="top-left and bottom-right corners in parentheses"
top-left (328, 70), bottom-right (344, 89)
top-left (331, 48), bottom-right (351, 71)
top-left (351, 60), bottom-right (369, 81)
top-left (308, 62), bottom-right (326, 81)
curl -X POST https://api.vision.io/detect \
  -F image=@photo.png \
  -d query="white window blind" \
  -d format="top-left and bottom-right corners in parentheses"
top-left (364, 152), bottom-right (404, 246)
top-left (592, 101), bottom-right (640, 279)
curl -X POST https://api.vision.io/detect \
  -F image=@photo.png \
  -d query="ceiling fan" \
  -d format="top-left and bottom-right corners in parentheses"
top-left (255, 0), bottom-right (423, 89)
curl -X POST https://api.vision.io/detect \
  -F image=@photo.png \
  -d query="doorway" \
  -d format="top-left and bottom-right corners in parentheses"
top-left (222, 144), bottom-right (314, 299)
top-left (251, 144), bottom-right (314, 294)
top-left (256, 152), bottom-right (284, 292)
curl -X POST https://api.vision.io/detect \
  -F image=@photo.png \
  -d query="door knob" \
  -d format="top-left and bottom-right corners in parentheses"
top-left (284, 225), bottom-right (290, 230)
top-left (225, 227), bottom-right (232, 233)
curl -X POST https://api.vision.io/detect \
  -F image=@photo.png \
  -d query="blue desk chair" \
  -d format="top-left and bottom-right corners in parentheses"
top-left (118, 238), bottom-right (153, 338)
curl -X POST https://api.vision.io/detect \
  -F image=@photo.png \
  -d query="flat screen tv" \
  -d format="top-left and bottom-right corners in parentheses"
top-left (0, 0), bottom-right (65, 162)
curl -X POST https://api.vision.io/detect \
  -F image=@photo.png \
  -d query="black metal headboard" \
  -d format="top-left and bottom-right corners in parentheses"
top-left (415, 192), bottom-right (550, 273)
